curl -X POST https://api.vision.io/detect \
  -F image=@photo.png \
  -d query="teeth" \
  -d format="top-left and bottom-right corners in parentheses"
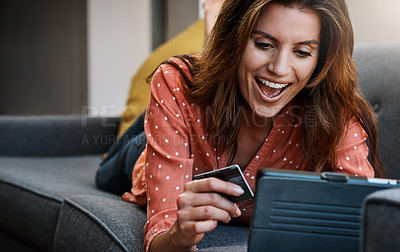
top-left (257, 77), bottom-right (288, 89)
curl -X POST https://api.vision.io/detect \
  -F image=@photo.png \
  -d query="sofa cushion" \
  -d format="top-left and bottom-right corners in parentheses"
top-left (0, 229), bottom-right (40, 252)
top-left (198, 223), bottom-right (248, 251)
top-left (353, 43), bottom-right (400, 178)
top-left (0, 154), bottom-right (249, 251)
top-left (362, 188), bottom-right (400, 252)
top-left (53, 195), bottom-right (248, 252)
top-left (0, 179), bottom-right (61, 251)
top-left (54, 194), bottom-right (146, 252)
top-left (0, 155), bottom-right (115, 250)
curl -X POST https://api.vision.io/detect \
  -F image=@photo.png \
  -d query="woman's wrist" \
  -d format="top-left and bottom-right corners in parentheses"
top-left (168, 224), bottom-right (197, 251)
top-left (149, 227), bottom-right (195, 252)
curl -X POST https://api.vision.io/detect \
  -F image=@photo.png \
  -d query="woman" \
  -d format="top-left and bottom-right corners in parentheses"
top-left (122, 0), bottom-right (385, 251)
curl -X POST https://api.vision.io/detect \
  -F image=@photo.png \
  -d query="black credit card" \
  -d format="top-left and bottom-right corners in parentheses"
top-left (193, 164), bottom-right (254, 202)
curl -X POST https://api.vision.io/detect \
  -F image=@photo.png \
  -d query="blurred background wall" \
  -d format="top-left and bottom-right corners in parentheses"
top-left (87, 0), bottom-right (151, 117)
top-left (0, 0), bottom-right (88, 115)
top-left (348, 0), bottom-right (400, 44)
top-left (0, 0), bottom-right (399, 116)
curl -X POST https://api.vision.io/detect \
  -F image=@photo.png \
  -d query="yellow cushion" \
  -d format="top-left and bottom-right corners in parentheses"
top-left (118, 19), bottom-right (205, 137)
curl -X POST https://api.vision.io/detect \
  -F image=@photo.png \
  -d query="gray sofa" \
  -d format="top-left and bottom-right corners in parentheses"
top-left (0, 43), bottom-right (399, 252)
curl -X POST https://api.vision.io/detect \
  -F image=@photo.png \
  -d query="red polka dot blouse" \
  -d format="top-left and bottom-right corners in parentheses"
top-left (122, 57), bottom-right (374, 251)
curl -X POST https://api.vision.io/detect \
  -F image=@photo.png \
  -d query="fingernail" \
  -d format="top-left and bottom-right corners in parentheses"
top-left (233, 186), bottom-right (244, 195)
top-left (236, 206), bottom-right (241, 216)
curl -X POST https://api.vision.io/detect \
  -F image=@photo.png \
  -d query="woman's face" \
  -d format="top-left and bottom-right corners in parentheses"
top-left (238, 2), bottom-right (320, 119)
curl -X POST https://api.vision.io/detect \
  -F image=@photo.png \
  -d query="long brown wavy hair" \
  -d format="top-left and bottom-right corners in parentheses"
top-left (161, 0), bottom-right (385, 177)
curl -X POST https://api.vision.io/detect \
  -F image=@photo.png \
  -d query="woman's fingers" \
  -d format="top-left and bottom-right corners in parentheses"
top-left (172, 177), bottom-right (243, 246)
top-left (185, 177), bottom-right (244, 196)
top-left (178, 205), bottom-right (233, 224)
top-left (177, 191), bottom-right (241, 218)
top-left (178, 219), bottom-right (218, 236)
top-left (179, 178), bottom-right (243, 218)
top-left (193, 220), bottom-right (218, 233)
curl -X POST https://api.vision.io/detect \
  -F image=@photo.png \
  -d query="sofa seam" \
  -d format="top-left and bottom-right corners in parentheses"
top-left (61, 197), bottom-right (129, 252)
top-left (0, 178), bottom-right (63, 203)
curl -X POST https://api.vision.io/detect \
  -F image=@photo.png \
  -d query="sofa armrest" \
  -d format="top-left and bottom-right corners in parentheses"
top-left (362, 188), bottom-right (400, 252)
top-left (0, 115), bottom-right (119, 156)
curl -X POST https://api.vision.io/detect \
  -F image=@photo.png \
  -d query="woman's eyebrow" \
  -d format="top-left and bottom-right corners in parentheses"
top-left (298, 40), bottom-right (320, 46)
top-left (252, 29), bottom-right (278, 43)
top-left (252, 29), bottom-right (320, 46)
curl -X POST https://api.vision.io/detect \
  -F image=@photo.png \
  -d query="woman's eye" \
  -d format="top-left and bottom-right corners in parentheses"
top-left (294, 50), bottom-right (312, 58)
top-left (254, 42), bottom-right (273, 50)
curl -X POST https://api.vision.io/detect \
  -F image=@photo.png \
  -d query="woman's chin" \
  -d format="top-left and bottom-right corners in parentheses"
top-left (254, 106), bottom-right (281, 119)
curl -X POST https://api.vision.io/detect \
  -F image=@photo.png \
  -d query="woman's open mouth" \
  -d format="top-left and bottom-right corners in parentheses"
top-left (255, 76), bottom-right (290, 100)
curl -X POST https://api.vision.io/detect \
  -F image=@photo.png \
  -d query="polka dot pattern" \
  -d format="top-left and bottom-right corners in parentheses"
top-left (334, 119), bottom-right (374, 177)
top-left (121, 58), bottom-right (375, 252)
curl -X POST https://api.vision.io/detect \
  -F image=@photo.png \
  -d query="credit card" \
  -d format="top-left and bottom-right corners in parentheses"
top-left (193, 164), bottom-right (254, 202)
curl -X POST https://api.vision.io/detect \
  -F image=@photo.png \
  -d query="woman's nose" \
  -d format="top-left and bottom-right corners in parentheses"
top-left (267, 51), bottom-right (291, 77)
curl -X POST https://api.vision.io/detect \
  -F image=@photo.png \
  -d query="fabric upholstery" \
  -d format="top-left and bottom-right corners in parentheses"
top-left (0, 156), bottom-right (113, 250)
top-left (0, 116), bottom-right (119, 156)
top-left (54, 194), bottom-right (146, 252)
top-left (0, 156), bottom-right (110, 200)
top-left (0, 154), bottom-right (249, 251)
top-left (0, 180), bottom-right (60, 251)
top-left (362, 188), bottom-right (400, 252)
top-left (198, 224), bottom-right (248, 250)
top-left (0, 229), bottom-right (40, 252)
top-left (353, 43), bottom-right (400, 178)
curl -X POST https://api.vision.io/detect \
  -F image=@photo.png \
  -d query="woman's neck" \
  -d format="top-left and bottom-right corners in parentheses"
top-left (228, 104), bottom-right (274, 169)
top-left (241, 103), bottom-right (274, 134)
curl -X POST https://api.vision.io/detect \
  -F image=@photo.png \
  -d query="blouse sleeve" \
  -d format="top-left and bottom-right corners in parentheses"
top-left (142, 59), bottom-right (194, 251)
top-left (332, 118), bottom-right (375, 178)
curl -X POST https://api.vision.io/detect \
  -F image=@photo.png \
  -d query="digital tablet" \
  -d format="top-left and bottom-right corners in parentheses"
top-left (248, 168), bottom-right (400, 252)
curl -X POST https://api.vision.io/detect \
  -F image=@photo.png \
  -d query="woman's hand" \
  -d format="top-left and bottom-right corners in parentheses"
top-left (169, 177), bottom-right (244, 248)
top-left (203, 0), bottom-right (225, 37)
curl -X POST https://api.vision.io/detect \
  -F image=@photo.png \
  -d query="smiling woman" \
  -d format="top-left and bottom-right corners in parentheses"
top-left (238, 3), bottom-right (321, 119)
top-left (112, 0), bottom-right (386, 251)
